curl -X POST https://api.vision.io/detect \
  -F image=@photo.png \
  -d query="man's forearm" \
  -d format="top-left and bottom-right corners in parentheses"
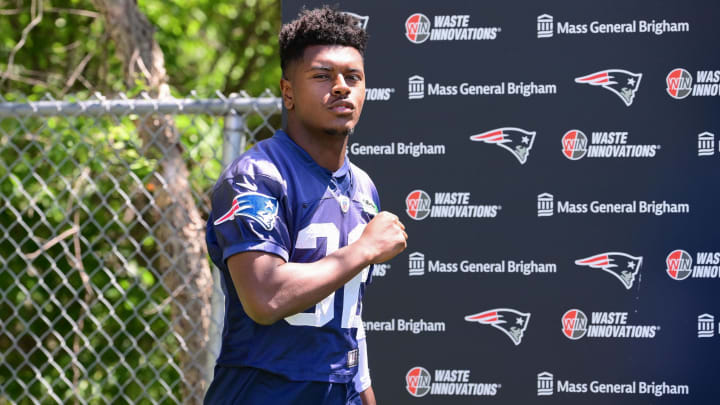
top-left (259, 241), bottom-right (374, 322)
top-left (360, 387), bottom-right (376, 405)
top-left (227, 211), bottom-right (406, 325)
top-left (228, 239), bottom-right (372, 324)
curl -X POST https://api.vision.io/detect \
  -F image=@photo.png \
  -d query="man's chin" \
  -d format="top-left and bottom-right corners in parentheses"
top-left (323, 126), bottom-right (355, 137)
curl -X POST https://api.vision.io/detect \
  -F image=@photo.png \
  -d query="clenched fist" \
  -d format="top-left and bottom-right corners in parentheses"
top-left (358, 211), bottom-right (408, 264)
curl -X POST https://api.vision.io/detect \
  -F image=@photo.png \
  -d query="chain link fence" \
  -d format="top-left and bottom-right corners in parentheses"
top-left (0, 92), bottom-right (282, 404)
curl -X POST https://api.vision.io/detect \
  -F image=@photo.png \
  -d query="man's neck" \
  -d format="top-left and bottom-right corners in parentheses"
top-left (284, 119), bottom-right (348, 172)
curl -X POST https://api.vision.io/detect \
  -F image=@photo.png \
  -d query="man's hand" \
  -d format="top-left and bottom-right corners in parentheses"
top-left (356, 211), bottom-right (408, 264)
top-left (227, 211), bottom-right (407, 325)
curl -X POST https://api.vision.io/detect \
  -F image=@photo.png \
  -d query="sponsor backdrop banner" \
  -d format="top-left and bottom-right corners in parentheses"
top-left (283, 1), bottom-right (720, 403)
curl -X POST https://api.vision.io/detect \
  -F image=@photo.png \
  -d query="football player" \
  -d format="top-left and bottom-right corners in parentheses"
top-left (204, 7), bottom-right (408, 405)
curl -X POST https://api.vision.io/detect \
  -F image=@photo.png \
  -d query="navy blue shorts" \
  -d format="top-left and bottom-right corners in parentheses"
top-left (204, 366), bottom-right (361, 405)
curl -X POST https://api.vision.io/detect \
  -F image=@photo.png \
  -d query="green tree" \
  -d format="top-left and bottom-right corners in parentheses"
top-left (0, 0), bottom-right (281, 97)
top-left (1, 1), bottom-right (281, 403)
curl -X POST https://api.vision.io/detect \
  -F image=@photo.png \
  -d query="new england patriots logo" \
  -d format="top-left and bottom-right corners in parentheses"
top-left (214, 191), bottom-right (279, 231)
top-left (575, 252), bottom-right (642, 290)
top-left (465, 308), bottom-right (531, 345)
top-left (469, 127), bottom-right (536, 164)
top-left (342, 11), bottom-right (369, 30)
top-left (575, 69), bottom-right (642, 106)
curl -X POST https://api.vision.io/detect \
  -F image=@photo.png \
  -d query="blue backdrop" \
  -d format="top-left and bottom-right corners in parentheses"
top-left (283, 1), bottom-right (720, 403)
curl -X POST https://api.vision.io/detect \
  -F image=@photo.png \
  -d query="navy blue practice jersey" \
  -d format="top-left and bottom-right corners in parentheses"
top-left (206, 130), bottom-right (380, 383)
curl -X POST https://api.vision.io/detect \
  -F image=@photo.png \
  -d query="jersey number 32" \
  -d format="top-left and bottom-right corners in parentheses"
top-left (284, 223), bottom-right (369, 329)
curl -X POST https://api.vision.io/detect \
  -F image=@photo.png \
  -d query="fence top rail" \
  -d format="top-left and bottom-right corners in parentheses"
top-left (0, 96), bottom-right (282, 118)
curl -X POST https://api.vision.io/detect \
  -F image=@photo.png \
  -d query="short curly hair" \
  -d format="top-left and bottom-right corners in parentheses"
top-left (279, 6), bottom-right (368, 77)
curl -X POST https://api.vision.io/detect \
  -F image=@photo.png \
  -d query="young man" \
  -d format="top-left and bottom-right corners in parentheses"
top-left (204, 7), bottom-right (408, 405)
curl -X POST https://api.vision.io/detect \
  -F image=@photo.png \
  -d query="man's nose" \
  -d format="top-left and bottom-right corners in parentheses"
top-left (332, 74), bottom-right (351, 96)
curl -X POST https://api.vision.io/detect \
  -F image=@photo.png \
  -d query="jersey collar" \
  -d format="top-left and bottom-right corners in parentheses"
top-left (274, 130), bottom-right (357, 196)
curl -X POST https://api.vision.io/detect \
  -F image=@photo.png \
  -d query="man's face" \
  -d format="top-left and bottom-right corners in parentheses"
top-left (282, 45), bottom-right (365, 137)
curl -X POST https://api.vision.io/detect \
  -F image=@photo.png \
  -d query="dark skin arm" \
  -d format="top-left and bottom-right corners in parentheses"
top-left (227, 211), bottom-right (407, 325)
top-left (360, 386), bottom-right (376, 405)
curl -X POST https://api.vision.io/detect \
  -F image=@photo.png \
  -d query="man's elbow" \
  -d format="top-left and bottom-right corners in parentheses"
top-left (243, 299), bottom-right (281, 326)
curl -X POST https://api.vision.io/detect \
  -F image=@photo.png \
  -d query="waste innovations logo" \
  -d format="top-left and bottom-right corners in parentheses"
top-left (575, 69), bottom-right (642, 106)
top-left (470, 127), bottom-right (536, 164)
top-left (561, 309), bottom-right (659, 340)
top-left (372, 263), bottom-right (388, 278)
top-left (561, 309), bottom-right (588, 340)
top-left (406, 367), bottom-right (432, 397)
top-left (536, 14), bottom-right (690, 39)
top-left (697, 314), bottom-right (717, 338)
top-left (575, 252), bottom-right (642, 289)
top-left (407, 74), bottom-right (556, 99)
top-left (465, 309), bottom-right (531, 345)
top-left (405, 366), bottom-right (501, 397)
top-left (667, 68), bottom-right (720, 99)
top-left (405, 190), bottom-right (501, 220)
top-left (666, 249), bottom-right (692, 280)
top-left (341, 11), bottom-right (368, 30)
top-left (666, 250), bottom-right (720, 280)
top-left (406, 251), bottom-right (557, 277)
top-left (666, 68), bottom-right (692, 99)
top-left (536, 193), bottom-right (690, 217)
top-left (561, 130), bottom-right (587, 160)
top-left (536, 371), bottom-right (690, 398)
top-left (561, 129), bottom-right (659, 160)
top-left (405, 190), bottom-right (431, 220)
top-left (364, 87), bottom-right (395, 101)
top-left (697, 132), bottom-right (718, 156)
top-left (405, 13), bottom-right (501, 44)
top-left (347, 141), bottom-right (445, 158)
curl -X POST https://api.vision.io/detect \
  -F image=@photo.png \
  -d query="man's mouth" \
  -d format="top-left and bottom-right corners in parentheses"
top-left (329, 100), bottom-right (355, 114)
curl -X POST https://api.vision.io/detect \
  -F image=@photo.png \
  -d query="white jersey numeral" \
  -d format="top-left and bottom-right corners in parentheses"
top-left (343, 224), bottom-right (369, 329)
top-left (284, 223), bottom-right (369, 328)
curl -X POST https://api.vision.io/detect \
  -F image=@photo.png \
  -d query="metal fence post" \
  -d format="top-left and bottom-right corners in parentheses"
top-left (223, 111), bottom-right (247, 165)
top-left (206, 110), bottom-right (247, 385)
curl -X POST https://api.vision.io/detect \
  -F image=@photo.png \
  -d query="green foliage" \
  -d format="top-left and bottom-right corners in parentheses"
top-left (0, 0), bottom-right (282, 97)
top-left (142, 0), bottom-right (282, 96)
top-left (0, 111), bottom-right (227, 403)
top-left (1, 2), bottom-right (281, 402)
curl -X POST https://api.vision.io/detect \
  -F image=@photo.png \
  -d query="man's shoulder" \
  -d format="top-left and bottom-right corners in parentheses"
top-left (218, 138), bottom-right (288, 189)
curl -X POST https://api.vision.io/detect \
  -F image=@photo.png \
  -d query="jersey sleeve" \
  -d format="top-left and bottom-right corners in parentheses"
top-left (210, 173), bottom-right (292, 263)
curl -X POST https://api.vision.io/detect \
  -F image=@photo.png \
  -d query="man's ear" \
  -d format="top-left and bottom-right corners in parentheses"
top-left (280, 77), bottom-right (294, 110)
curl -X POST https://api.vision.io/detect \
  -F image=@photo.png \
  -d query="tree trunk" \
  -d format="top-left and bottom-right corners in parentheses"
top-left (91, 1), bottom-right (213, 403)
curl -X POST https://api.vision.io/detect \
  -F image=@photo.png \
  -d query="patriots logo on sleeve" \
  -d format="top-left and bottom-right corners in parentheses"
top-left (574, 69), bottom-right (642, 106)
top-left (575, 252), bottom-right (643, 290)
top-left (465, 308), bottom-right (531, 345)
top-left (214, 191), bottom-right (279, 231)
top-left (469, 127), bottom-right (536, 164)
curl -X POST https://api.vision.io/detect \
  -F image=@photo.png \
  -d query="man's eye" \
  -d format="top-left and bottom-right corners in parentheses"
top-left (314, 74), bottom-right (329, 79)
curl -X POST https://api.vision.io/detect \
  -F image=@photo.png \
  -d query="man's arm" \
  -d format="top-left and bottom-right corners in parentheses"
top-left (355, 324), bottom-right (375, 405)
top-left (360, 387), bottom-right (376, 405)
top-left (227, 211), bottom-right (407, 325)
